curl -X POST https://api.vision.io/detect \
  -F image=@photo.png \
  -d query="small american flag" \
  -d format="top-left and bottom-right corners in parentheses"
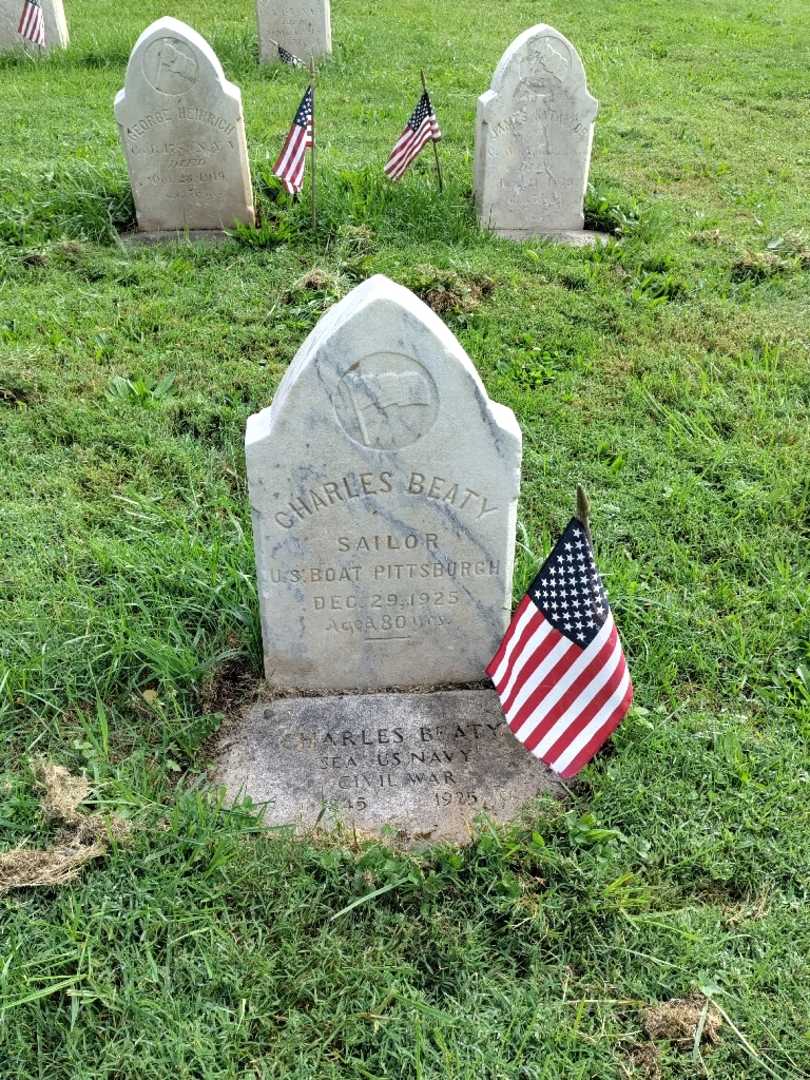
top-left (487, 518), bottom-right (633, 778)
top-left (384, 90), bottom-right (441, 181)
top-left (273, 86), bottom-right (314, 195)
top-left (278, 43), bottom-right (303, 67)
top-left (18, 0), bottom-right (45, 46)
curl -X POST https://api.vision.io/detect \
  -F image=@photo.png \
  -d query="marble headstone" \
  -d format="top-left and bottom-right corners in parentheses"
top-left (475, 25), bottom-right (598, 241)
top-left (246, 275), bottom-right (522, 692)
top-left (115, 18), bottom-right (255, 234)
top-left (0, 0), bottom-right (68, 51)
top-left (256, 0), bottom-right (331, 64)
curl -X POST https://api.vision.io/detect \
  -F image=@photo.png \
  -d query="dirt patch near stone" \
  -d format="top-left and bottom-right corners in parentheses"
top-left (404, 266), bottom-right (495, 316)
top-left (642, 992), bottom-right (721, 1048)
top-left (0, 761), bottom-right (130, 897)
top-left (200, 657), bottom-right (262, 717)
top-left (627, 1042), bottom-right (661, 1079)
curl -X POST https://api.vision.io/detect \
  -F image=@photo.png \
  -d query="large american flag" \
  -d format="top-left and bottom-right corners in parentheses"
top-left (18, 0), bottom-right (45, 46)
top-left (273, 86), bottom-right (314, 195)
top-left (487, 518), bottom-right (633, 778)
top-left (384, 91), bottom-right (441, 181)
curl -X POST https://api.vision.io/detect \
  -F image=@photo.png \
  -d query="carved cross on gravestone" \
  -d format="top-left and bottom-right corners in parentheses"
top-left (475, 25), bottom-right (599, 242)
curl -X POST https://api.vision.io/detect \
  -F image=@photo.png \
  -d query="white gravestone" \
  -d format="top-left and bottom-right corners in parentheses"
top-left (115, 18), bottom-right (255, 235)
top-left (475, 25), bottom-right (598, 243)
top-left (246, 275), bottom-right (522, 692)
top-left (256, 0), bottom-right (331, 63)
top-left (0, 0), bottom-right (68, 51)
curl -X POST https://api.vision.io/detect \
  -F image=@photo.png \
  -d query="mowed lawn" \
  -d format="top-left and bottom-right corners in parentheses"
top-left (1, 0), bottom-right (809, 1076)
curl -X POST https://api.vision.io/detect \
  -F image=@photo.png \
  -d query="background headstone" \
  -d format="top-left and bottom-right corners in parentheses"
top-left (115, 17), bottom-right (255, 234)
top-left (246, 275), bottom-right (522, 692)
top-left (0, 0), bottom-right (68, 51)
top-left (474, 24), bottom-right (598, 241)
top-left (256, 0), bottom-right (331, 63)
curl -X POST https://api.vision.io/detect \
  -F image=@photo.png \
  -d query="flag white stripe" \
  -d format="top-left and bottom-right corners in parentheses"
top-left (490, 602), bottom-right (535, 686)
top-left (274, 123), bottom-right (312, 194)
top-left (19, 2), bottom-right (44, 43)
top-left (276, 125), bottom-right (306, 178)
top-left (532, 637), bottom-right (625, 759)
top-left (385, 118), bottom-right (438, 178)
top-left (511, 615), bottom-right (616, 739)
top-left (388, 126), bottom-right (435, 176)
top-left (506, 637), bottom-right (574, 725)
top-left (548, 666), bottom-right (632, 774)
top-left (387, 122), bottom-right (429, 169)
top-left (275, 140), bottom-right (301, 182)
top-left (497, 619), bottom-right (553, 703)
top-left (386, 114), bottom-right (436, 164)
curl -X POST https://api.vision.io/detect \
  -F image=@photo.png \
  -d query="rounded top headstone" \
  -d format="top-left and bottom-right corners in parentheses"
top-left (245, 274), bottom-right (522, 692)
top-left (474, 24), bottom-right (598, 237)
top-left (114, 16), bottom-right (255, 233)
top-left (487, 23), bottom-right (593, 104)
top-left (115, 17), bottom-right (239, 115)
top-left (247, 275), bottom-right (521, 460)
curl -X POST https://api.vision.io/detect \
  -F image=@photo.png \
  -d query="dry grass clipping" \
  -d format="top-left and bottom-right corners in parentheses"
top-left (642, 992), bottom-right (722, 1048)
top-left (0, 761), bottom-right (130, 897)
top-left (38, 761), bottom-right (89, 824)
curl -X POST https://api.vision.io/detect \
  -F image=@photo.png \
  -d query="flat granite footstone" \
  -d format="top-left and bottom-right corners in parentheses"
top-left (246, 275), bottom-right (522, 692)
top-left (256, 0), bottom-right (331, 63)
top-left (475, 24), bottom-right (598, 240)
top-left (0, 0), bottom-right (68, 51)
top-left (213, 690), bottom-right (563, 845)
top-left (115, 17), bottom-right (255, 234)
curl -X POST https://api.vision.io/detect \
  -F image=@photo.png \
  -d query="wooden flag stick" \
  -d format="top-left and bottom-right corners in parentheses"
top-left (420, 68), bottom-right (444, 193)
top-left (576, 484), bottom-right (592, 544)
top-left (309, 59), bottom-right (317, 230)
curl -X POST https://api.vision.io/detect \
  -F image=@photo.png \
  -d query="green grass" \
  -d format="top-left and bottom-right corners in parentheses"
top-left (1, 0), bottom-right (809, 1076)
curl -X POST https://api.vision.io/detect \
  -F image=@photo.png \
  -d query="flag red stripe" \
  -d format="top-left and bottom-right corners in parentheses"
top-left (530, 632), bottom-right (625, 762)
top-left (540, 648), bottom-right (628, 768)
top-left (485, 595), bottom-right (531, 680)
top-left (386, 121), bottom-right (430, 169)
top-left (274, 130), bottom-right (302, 178)
top-left (273, 121), bottom-right (312, 195)
top-left (18, 2), bottom-right (44, 44)
top-left (508, 639), bottom-right (584, 735)
top-left (384, 132), bottom-right (414, 176)
top-left (518, 625), bottom-right (619, 751)
top-left (500, 623), bottom-right (566, 716)
top-left (493, 610), bottom-right (548, 698)
top-left (384, 117), bottom-right (438, 179)
top-left (491, 608), bottom-right (545, 694)
top-left (386, 119), bottom-right (431, 167)
top-left (274, 124), bottom-right (306, 178)
top-left (555, 675), bottom-right (633, 777)
top-left (388, 125), bottom-right (435, 176)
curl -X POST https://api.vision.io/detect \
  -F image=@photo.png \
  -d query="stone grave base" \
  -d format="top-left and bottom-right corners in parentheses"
top-left (494, 228), bottom-right (610, 247)
top-left (213, 689), bottom-right (563, 847)
top-left (120, 229), bottom-right (235, 247)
